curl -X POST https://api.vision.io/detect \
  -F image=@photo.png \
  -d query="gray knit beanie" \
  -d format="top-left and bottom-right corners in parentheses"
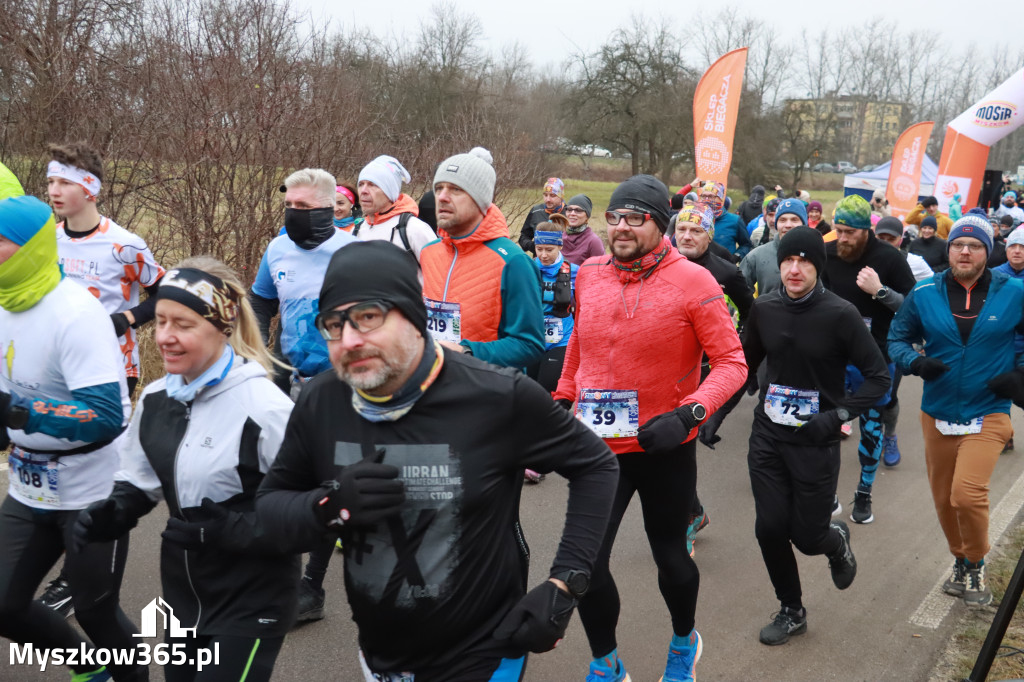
top-left (433, 147), bottom-right (496, 213)
top-left (567, 194), bottom-right (593, 217)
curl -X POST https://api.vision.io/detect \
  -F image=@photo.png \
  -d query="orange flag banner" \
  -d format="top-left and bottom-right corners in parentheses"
top-left (886, 121), bottom-right (935, 221)
top-left (693, 48), bottom-right (748, 186)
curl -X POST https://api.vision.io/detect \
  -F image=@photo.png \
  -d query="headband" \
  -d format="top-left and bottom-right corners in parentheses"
top-left (336, 186), bottom-right (355, 203)
top-left (534, 230), bottom-right (564, 246)
top-left (157, 268), bottom-right (239, 335)
top-left (47, 160), bottom-right (101, 198)
top-left (544, 177), bottom-right (565, 197)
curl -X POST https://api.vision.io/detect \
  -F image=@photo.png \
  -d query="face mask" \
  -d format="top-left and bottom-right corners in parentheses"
top-left (284, 207), bottom-right (335, 248)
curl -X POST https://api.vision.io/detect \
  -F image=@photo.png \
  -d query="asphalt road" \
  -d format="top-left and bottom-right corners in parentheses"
top-left (4, 375), bottom-right (1024, 681)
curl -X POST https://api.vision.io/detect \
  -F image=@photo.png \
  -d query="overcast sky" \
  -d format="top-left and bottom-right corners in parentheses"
top-left (296, 0), bottom-right (1022, 70)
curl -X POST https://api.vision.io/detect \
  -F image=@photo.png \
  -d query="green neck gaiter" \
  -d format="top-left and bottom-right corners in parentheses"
top-left (0, 220), bottom-right (62, 312)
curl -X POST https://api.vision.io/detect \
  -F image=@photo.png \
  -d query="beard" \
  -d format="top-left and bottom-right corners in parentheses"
top-left (950, 259), bottom-right (986, 283)
top-left (836, 236), bottom-right (868, 262)
top-left (333, 332), bottom-right (423, 393)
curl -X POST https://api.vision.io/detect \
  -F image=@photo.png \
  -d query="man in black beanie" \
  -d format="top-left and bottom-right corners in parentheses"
top-left (257, 240), bottom-right (619, 681)
top-left (742, 227), bottom-right (889, 645)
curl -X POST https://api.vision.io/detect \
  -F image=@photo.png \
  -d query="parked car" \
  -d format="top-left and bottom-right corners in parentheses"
top-left (812, 163), bottom-right (836, 173)
top-left (579, 144), bottom-right (612, 158)
top-left (836, 161), bottom-right (856, 173)
top-left (858, 164), bottom-right (877, 173)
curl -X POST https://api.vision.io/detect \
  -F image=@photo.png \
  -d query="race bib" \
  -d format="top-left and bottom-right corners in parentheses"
top-left (576, 389), bottom-right (639, 438)
top-left (359, 650), bottom-right (414, 682)
top-left (8, 448), bottom-right (60, 508)
top-left (764, 383), bottom-right (820, 427)
top-left (423, 298), bottom-right (461, 344)
top-left (543, 316), bottom-right (564, 344)
top-left (935, 417), bottom-right (984, 436)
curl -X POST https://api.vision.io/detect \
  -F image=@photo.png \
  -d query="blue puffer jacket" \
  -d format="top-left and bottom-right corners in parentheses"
top-left (887, 269), bottom-right (1024, 423)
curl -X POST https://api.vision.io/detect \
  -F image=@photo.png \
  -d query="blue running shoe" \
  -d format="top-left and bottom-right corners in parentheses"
top-left (587, 649), bottom-right (631, 682)
top-left (882, 435), bottom-right (901, 466)
top-left (70, 667), bottom-right (111, 682)
top-left (660, 630), bottom-right (702, 682)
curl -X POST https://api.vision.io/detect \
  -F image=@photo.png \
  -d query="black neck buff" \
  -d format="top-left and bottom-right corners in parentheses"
top-left (284, 207), bottom-right (336, 249)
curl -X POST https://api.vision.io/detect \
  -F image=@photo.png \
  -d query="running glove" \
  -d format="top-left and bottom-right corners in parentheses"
top-left (987, 368), bottom-right (1024, 407)
top-left (110, 312), bottom-right (132, 337)
top-left (910, 357), bottom-right (951, 381)
top-left (554, 398), bottom-right (573, 411)
top-left (313, 458), bottom-right (405, 528)
top-left (161, 498), bottom-right (229, 550)
top-left (637, 405), bottom-right (699, 455)
top-left (795, 409), bottom-right (842, 441)
top-left (493, 580), bottom-right (576, 653)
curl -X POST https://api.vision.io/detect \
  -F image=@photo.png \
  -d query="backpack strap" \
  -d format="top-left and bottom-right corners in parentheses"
top-left (390, 213), bottom-right (414, 253)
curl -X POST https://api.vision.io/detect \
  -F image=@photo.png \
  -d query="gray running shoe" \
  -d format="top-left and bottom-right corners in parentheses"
top-left (759, 606), bottom-right (807, 646)
top-left (942, 558), bottom-right (966, 597)
top-left (963, 564), bottom-right (992, 607)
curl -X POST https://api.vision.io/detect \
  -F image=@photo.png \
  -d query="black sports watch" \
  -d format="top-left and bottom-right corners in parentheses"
top-left (551, 570), bottom-right (590, 599)
top-left (5, 404), bottom-right (29, 430)
top-left (873, 286), bottom-right (890, 301)
top-left (687, 402), bottom-right (708, 423)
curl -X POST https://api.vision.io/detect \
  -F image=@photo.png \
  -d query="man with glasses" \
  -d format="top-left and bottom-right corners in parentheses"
top-left (554, 175), bottom-right (747, 682)
top-left (823, 195), bottom-right (916, 522)
top-left (889, 214), bottom-right (1024, 608)
top-left (700, 181), bottom-right (751, 260)
top-left (257, 240), bottom-right (618, 681)
top-left (420, 148), bottom-right (544, 369)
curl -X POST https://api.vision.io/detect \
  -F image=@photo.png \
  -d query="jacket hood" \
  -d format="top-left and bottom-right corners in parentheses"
top-left (367, 193), bottom-right (419, 226)
top-left (747, 185), bottom-right (765, 205)
top-left (441, 204), bottom-right (510, 245)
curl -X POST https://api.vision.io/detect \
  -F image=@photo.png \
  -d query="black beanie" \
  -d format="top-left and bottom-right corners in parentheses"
top-left (608, 174), bottom-right (672, 233)
top-left (777, 226), bottom-right (826, 275)
top-left (319, 241), bottom-right (427, 333)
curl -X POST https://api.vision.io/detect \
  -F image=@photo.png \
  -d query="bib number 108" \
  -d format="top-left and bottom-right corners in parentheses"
top-left (16, 466), bottom-right (42, 489)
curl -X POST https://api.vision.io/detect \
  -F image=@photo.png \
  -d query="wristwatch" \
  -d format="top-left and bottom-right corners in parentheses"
top-left (873, 286), bottom-right (889, 300)
top-left (687, 403), bottom-right (708, 423)
top-left (835, 407), bottom-right (851, 422)
top-left (551, 570), bottom-right (590, 599)
top-left (5, 404), bottom-right (29, 430)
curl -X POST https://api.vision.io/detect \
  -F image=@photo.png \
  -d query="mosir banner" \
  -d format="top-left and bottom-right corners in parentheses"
top-left (886, 121), bottom-right (935, 221)
top-left (693, 48), bottom-right (747, 186)
top-left (936, 67), bottom-right (1024, 210)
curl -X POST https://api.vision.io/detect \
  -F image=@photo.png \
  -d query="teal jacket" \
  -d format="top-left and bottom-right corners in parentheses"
top-left (888, 269), bottom-right (1024, 422)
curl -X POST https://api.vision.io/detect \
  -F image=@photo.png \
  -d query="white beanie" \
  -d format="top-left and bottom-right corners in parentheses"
top-left (358, 155), bottom-right (411, 202)
top-left (1007, 227), bottom-right (1024, 248)
top-left (433, 147), bottom-right (496, 213)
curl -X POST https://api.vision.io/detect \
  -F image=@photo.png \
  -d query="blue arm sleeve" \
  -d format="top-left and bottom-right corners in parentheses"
top-left (250, 249), bottom-right (278, 300)
top-left (15, 382), bottom-right (125, 443)
top-left (462, 253), bottom-right (545, 368)
top-left (887, 287), bottom-right (924, 373)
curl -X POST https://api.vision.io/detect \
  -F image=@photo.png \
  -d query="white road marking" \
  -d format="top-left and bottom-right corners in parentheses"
top-left (910, 464), bottom-right (1024, 628)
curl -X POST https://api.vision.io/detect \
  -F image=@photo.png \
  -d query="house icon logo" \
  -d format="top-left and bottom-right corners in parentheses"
top-left (133, 597), bottom-right (197, 638)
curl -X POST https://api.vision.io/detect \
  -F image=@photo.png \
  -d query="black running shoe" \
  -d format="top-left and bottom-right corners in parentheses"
top-left (827, 520), bottom-right (857, 590)
top-left (759, 606), bottom-right (807, 646)
top-left (38, 576), bottom-right (74, 619)
top-left (851, 491), bottom-right (874, 524)
top-left (295, 577), bottom-right (325, 623)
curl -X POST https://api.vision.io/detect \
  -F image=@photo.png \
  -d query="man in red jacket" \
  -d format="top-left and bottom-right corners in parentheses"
top-left (554, 175), bottom-right (747, 682)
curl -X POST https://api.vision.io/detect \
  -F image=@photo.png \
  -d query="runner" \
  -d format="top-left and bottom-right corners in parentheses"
top-left (561, 194), bottom-right (606, 266)
top-left (41, 141), bottom-right (165, 619)
top-left (554, 175), bottom-right (747, 682)
top-left (744, 227), bottom-right (889, 645)
top-left (701, 181), bottom-right (750, 260)
top-left (0, 169), bottom-right (145, 681)
top-left (255, 240), bottom-right (618, 680)
top-left (822, 195), bottom-right (916, 523)
top-left (333, 184), bottom-right (362, 233)
top-left (526, 220), bottom-right (578, 393)
top-left (249, 167), bottom-right (356, 623)
top-left (420, 147), bottom-right (544, 369)
top-left (888, 214), bottom-right (1024, 607)
top-left (519, 177), bottom-right (566, 255)
top-left (740, 199), bottom-right (803, 298)
top-left (73, 258), bottom-right (296, 682)
top-left (352, 155), bottom-right (435, 260)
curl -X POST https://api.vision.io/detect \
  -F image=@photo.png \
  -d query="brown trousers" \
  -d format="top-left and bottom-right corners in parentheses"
top-left (921, 412), bottom-right (1012, 563)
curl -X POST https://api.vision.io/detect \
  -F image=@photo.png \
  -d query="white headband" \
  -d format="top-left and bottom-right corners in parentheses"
top-left (47, 160), bottom-right (101, 197)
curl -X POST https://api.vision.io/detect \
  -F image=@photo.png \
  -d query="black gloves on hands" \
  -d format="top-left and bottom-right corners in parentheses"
top-left (795, 409), bottom-right (842, 442)
top-left (161, 498), bottom-right (229, 550)
top-left (313, 457), bottom-right (405, 528)
top-left (554, 398), bottom-right (573, 411)
top-left (72, 498), bottom-right (140, 551)
top-left (637, 405), bottom-right (699, 455)
top-left (110, 312), bottom-right (132, 338)
top-left (493, 580), bottom-right (577, 653)
top-left (910, 356), bottom-right (951, 381)
top-left (987, 368), bottom-right (1024, 407)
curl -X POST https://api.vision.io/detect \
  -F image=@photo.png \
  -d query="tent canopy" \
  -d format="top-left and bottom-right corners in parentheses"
top-left (843, 154), bottom-right (939, 202)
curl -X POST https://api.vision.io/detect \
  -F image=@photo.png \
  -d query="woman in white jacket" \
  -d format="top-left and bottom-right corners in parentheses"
top-left (72, 256), bottom-right (296, 682)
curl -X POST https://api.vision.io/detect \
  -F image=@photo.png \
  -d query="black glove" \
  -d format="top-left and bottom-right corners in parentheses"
top-left (492, 580), bottom-right (576, 653)
top-left (910, 356), bottom-right (951, 381)
top-left (72, 498), bottom-right (139, 551)
top-left (745, 371), bottom-right (759, 396)
top-left (161, 498), bottom-right (229, 550)
top-left (313, 458), bottom-right (405, 528)
top-left (637, 405), bottom-right (699, 455)
top-left (795, 409), bottom-right (842, 442)
top-left (110, 312), bottom-right (132, 337)
top-left (987, 368), bottom-right (1024, 407)
top-left (554, 398), bottom-right (573, 411)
